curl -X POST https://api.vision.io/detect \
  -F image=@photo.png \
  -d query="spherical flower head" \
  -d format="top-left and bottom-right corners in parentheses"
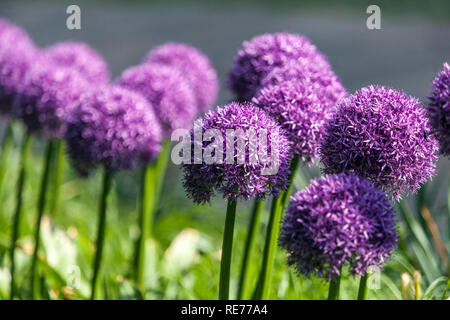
top-left (181, 101), bottom-right (292, 203)
top-left (260, 59), bottom-right (347, 108)
top-left (427, 62), bottom-right (450, 157)
top-left (145, 42), bottom-right (219, 111)
top-left (279, 173), bottom-right (397, 280)
top-left (65, 85), bottom-right (162, 176)
top-left (0, 19), bottom-right (38, 115)
top-left (320, 86), bottom-right (439, 199)
top-left (253, 80), bottom-right (330, 164)
top-left (15, 64), bottom-right (88, 138)
top-left (0, 18), bottom-right (36, 54)
top-left (228, 32), bottom-right (330, 101)
top-left (43, 41), bottom-right (110, 85)
top-left (116, 63), bottom-right (196, 138)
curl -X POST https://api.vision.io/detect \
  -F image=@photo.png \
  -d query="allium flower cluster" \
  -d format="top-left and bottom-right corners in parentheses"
top-left (116, 63), bottom-right (197, 138)
top-left (228, 32), bottom-right (330, 101)
top-left (0, 19), bottom-right (38, 114)
top-left (279, 173), bottom-right (397, 280)
top-left (182, 102), bottom-right (292, 203)
top-left (15, 64), bottom-right (88, 137)
top-left (43, 41), bottom-right (110, 85)
top-left (427, 62), bottom-right (450, 157)
top-left (253, 80), bottom-right (331, 163)
top-left (145, 42), bottom-right (218, 111)
top-left (260, 59), bottom-right (347, 108)
top-left (65, 85), bottom-right (162, 176)
top-left (320, 86), bottom-right (438, 199)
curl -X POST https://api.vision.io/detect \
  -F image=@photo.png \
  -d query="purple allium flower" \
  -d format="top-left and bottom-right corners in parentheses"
top-left (65, 85), bottom-right (162, 176)
top-left (253, 80), bottom-right (330, 164)
top-left (43, 41), bottom-right (110, 85)
top-left (228, 32), bottom-right (331, 101)
top-left (320, 86), bottom-right (439, 199)
top-left (260, 59), bottom-right (347, 108)
top-left (427, 62), bottom-right (450, 157)
top-left (116, 63), bottom-right (196, 138)
top-left (181, 101), bottom-right (292, 203)
top-left (0, 18), bottom-right (36, 54)
top-left (0, 18), bottom-right (38, 114)
top-left (144, 42), bottom-right (219, 111)
top-left (279, 173), bottom-right (397, 280)
top-left (15, 64), bottom-right (88, 138)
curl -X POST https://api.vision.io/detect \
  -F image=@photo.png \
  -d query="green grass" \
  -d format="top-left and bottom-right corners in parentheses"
top-left (0, 122), bottom-right (448, 300)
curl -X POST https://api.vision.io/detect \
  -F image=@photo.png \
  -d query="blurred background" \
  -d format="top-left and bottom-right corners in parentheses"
top-left (0, 0), bottom-right (448, 299)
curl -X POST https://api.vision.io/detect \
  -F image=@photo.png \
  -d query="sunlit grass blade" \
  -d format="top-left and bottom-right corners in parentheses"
top-left (218, 199), bottom-right (237, 300)
top-left (90, 168), bottom-right (114, 300)
top-left (9, 133), bottom-right (32, 299)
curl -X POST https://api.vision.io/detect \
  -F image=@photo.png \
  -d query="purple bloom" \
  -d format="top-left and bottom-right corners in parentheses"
top-left (427, 62), bottom-right (450, 157)
top-left (65, 85), bottom-right (162, 176)
top-left (253, 80), bottom-right (331, 164)
top-left (320, 86), bottom-right (439, 199)
top-left (116, 63), bottom-right (196, 139)
top-left (15, 64), bottom-right (88, 138)
top-left (279, 173), bottom-right (397, 280)
top-left (0, 18), bottom-right (38, 115)
top-left (260, 59), bottom-right (347, 108)
top-left (43, 41), bottom-right (110, 85)
top-left (144, 42), bottom-right (218, 112)
top-left (181, 101), bottom-right (292, 203)
top-left (228, 32), bottom-right (331, 101)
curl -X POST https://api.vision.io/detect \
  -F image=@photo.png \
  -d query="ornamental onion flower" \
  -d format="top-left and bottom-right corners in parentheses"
top-left (144, 42), bottom-right (219, 111)
top-left (228, 32), bottom-right (331, 101)
top-left (279, 173), bottom-right (397, 280)
top-left (427, 62), bottom-right (450, 157)
top-left (43, 41), bottom-right (110, 85)
top-left (65, 85), bottom-right (162, 176)
top-left (0, 19), bottom-right (38, 115)
top-left (320, 85), bottom-right (439, 199)
top-left (181, 101), bottom-right (292, 204)
top-left (14, 64), bottom-right (88, 138)
top-left (116, 63), bottom-right (196, 138)
top-left (260, 59), bottom-right (347, 108)
top-left (253, 79), bottom-right (332, 164)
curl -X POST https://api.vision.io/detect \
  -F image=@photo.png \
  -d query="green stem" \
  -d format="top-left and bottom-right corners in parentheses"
top-left (281, 155), bottom-right (300, 209)
top-left (49, 139), bottom-right (65, 217)
top-left (237, 199), bottom-right (264, 299)
top-left (0, 121), bottom-right (13, 197)
top-left (255, 155), bottom-right (300, 300)
top-left (9, 133), bottom-right (32, 299)
top-left (218, 199), bottom-right (237, 300)
top-left (357, 273), bottom-right (369, 300)
top-left (135, 163), bottom-right (157, 295)
top-left (90, 168), bottom-right (113, 300)
top-left (30, 139), bottom-right (55, 299)
top-left (328, 274), bottom-right (342, 300)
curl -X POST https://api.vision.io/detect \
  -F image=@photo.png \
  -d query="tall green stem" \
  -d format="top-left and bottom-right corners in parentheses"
top-left (9, 133), bottom-right (32, 299)
top-left (357, 273), bottom-right (369, 300)
top-left (254, 155), bottom-right (300, 300)
top-left (218, 199), bottom-right (237, 300)
top-left (90, 168), bottom-right (113, 300)
top-left (0, 122), bottom-right (13, 197)
top-left (30, 139), bottom-right (55, 299)
top-left (49, 139), bottom-right (65, 217)
top-left (135, 163), bottom-right (157, 295)
top-left (328, 273), bottom-right (342, 300)
top-left (237, 199), bottom-right (264, 299)
top-left (256, 196), bottom-right (282, 299)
